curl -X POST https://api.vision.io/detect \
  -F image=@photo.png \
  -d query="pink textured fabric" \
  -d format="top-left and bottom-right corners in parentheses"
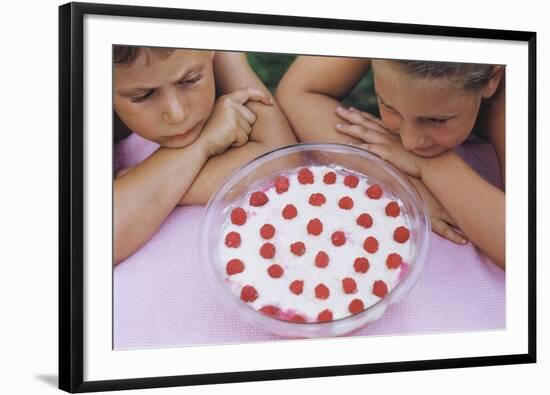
top-left (113, 133), bottom-right (505, 349)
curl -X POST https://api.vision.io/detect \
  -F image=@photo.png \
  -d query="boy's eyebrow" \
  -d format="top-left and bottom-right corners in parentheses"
top-left (117, 61), bottom-right (206, 95)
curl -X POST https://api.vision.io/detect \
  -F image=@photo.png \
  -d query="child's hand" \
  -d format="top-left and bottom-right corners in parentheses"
top-left (198, 87), bottom-right (273, 157)
top-left (408, 176), bottom-right (469, 245)
top-left (335, 106), bottom-right (425, 178)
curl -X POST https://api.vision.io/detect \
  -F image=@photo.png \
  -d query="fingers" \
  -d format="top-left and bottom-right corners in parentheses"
top-left (432, 217), bottom-right (469, 245)
top-left (336, 107), bottom-right (389, 135)
top-left (335, 123), bottom-right (389, 144)
top-left (233, 103), bottom-right (257, 125)
top-left (348, 107), bottom-right (389, 130)
top-left (227, 87), bottom-right (273, 106)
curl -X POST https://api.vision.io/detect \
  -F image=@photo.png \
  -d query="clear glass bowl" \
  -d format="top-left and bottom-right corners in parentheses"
top-left (199, 143), bottom-right (431, 338)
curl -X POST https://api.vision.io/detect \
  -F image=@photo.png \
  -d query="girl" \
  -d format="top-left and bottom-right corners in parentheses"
top-left (276, 57), bottom-right (505, 269)
top-left (114, 47), bottom-right (296, 265)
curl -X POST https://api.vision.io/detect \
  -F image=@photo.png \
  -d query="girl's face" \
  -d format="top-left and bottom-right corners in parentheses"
top-left (114, 49), bottom-right (216, 148)
top-left (371, 60), bottom-right (499, 157)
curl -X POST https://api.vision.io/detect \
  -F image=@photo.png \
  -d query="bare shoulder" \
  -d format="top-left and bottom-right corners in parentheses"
top-left (212, 51), bottom-right (267, 95)
top-left (279, 56), bottom-right (370, 99)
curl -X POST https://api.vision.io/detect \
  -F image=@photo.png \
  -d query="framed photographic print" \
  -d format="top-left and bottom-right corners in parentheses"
top-left (59, 1), bottom-right (536, 392)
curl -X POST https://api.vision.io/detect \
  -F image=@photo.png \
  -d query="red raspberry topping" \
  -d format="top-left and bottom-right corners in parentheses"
top-left (240, 285), bottom-right (258, 302)
top-left (282, 204), bottom-right (298, 219)
top-left (307, 218), bottom-right (323, 236)
top-left (353, 257), bottom-right (370, 273)
top-left (260, 224), bottom-right (276, 239)
top-left (226, 259), bottom-right (244, 275)
top-left (309, 193), bottom-right (326, 206)
top-left (274, 176), bottom-right (290, 194)
top-left (317, 309), bottom-right (333, 322)
top-left (259, 242), bottom-right (276, 259)
top-left (386, 253), bottom-right (402, 269)
top-left (342, 277), bottom-right (357, 294)
top-left (289, 280), bottom-right (304, 295)
top-left (315, 283), bottom-right (330, 300)
top-left (363, 236), bottom-right (379, 253)
top-left (225, 231), bottom-right (241, 248)
top-left (267, 264), bottom-right (284, 278)
top-left (315, 251), bottom-right (329, 268)
top-left (290, 314), bottom-right (306, 322)
top-left (373, 280), bottom-right (388, 298)
top-left (230, 207), bottom-right (247, 225)
top-left (344, 175), bottom-right (359, 188)
top-left (356, 213), bottom-right (373, 228)
top-left (323, 171), bottom-right (337, 184)
top-left (331, 231), bottom-right (346, 246)
top-left (366, 184), bottom-right (383, 199)
top-left (348, 299), bottom-right (365, 314)
top-left (259, 305), bottom-right (280, 316)
top-left (290, 241), bottom-right (306, 256)
top-left (298, 168), bottom-right (315, 184)
top-left (339, 196), bottom-right (354, 210)
top-left (394, 226), bottom-right (410, 243)
top-left (385, 201), bottom-right (401, 217)
top-left (249, 191), bottom-right (269, 206)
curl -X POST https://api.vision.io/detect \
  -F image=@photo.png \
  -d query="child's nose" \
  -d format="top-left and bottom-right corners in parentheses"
top-left (400, 126), bottom-right (426, 151)
top-left (162, 94), bottom-right (186, 125)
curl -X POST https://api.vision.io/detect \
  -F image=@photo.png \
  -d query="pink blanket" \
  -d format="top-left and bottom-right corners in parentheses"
top-left (113, 134), bottom-right (504, 349)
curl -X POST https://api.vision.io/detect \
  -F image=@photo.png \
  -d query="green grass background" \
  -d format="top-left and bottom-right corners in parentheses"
top-left (247, 52), bottom-right (379, 116)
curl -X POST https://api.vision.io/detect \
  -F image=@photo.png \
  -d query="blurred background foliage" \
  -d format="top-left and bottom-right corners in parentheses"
top-left (247, 52), bottom-right (379, 116)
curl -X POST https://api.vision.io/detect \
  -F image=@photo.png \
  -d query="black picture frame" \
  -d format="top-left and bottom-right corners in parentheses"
top-left (59, 1), bottom-right (537, 393)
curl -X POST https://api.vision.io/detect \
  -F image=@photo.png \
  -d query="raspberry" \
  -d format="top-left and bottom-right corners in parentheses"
top-left (259, 242), bottom-right (276, 259)
top-left (315, 283), bottom-right (330, 300)
top-left (356, 213), bottom-right (373, 228)
top-left (226, 259), bottom-right (244, 275)
top-left (342, 277), bottom-right (357, 294)
top-left (259, 305), bottom-right (280, 316)
top-left (344, 175), bottom-right (359, 188)
top-left (298, 168), bottom-right (315, 184)
top-left (348, 299), bottom-right (364, 314)
top-left (249, 191), bottom-right (269, 206)
top-left (307, 218), bottom-right (323, 236)
top-left (240, 285), bottom-right (258, 302)
top-left (323, 171), bottom-right (337, 184)
top-left (366, 184), bottom-right (383, 199)
top-left (385, 201), bottom-right (400, 217)
top-left (225, 231), bottom-right (241, 248)
top-left (290, 241), bottom-right (306, 256)
top-left (282, 204), bottom-right (298, 219)
top-left (353, 257), bottom-right (370, 273)
top-left (331, 231), bottom-right (346, 246)
top-left (394, 226), bottom-right (410, 243)
top-left (309, 193), bottom-right (326, 206)
top-left (230, 207), bottom-right (247, 225)
top-left (338, 196), bottom-right (354, 210)
top-left (373, 280), bottom-right (388, 298)
top-left (289, 280), bottom-right (304, 295)
top-left (260, 224), bottom-right (276, 239)
top-left (363, 236), bottom-right (379, 253)
top-left (275, 175), bottom-right (289, 194)
top-left (386, 253), bottom-right (402, 269)
top-left (267, 264), bottom-right (284, 278)
top-left (315, 251), bottom-right (329, 268)
top-left (317, 309), bottom-right (333, 322)
top-left (290, 314), bottom-right (306, 322)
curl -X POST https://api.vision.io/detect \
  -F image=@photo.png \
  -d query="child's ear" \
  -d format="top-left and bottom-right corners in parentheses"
top-left (481, 66), bottom-right (504, 99)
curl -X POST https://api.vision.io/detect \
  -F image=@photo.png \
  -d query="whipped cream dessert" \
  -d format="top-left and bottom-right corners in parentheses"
top-left (218, 165), bottom-right (412, 323)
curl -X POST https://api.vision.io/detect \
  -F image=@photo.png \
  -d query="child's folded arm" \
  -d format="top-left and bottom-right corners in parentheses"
top-left (176, 52), bottom-right (297, 206)
top-left (275, 56), bottom-right (370, 143)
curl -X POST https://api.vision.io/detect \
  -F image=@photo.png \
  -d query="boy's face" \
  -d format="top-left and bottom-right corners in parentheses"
top-left (114, 49), bottom-right (216, 148)
top-left (371, 60), bottom-right (484, 158)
